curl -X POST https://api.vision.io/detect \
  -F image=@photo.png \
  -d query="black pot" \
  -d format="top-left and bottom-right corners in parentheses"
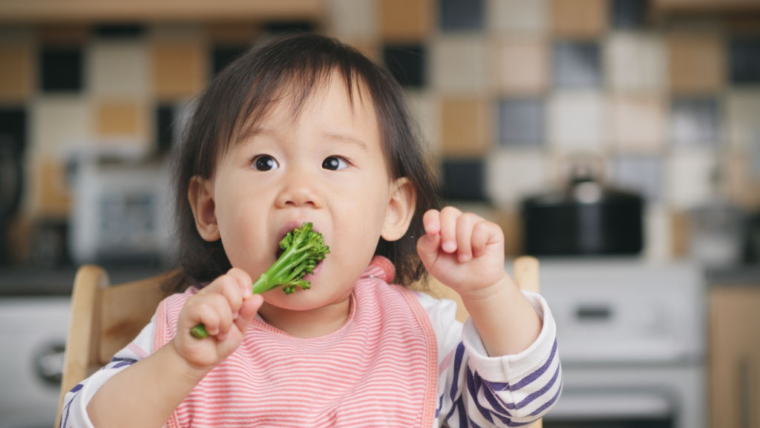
top-left (521, 169), bottom-right (644, 256)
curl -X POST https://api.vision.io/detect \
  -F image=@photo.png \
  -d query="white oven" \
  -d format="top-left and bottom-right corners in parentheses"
top-left (520, 259), bottom-right (706, 428)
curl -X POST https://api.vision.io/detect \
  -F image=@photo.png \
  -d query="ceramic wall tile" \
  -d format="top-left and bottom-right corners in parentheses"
top-left (668, 151), bottom-right (716, 209)
top-left (549, 92), bottom-right (606, 152)
top-left (611, 0), bottom-right (648, 29)
top-left (441, 158), bottom-right (487, 202)
top-left (670, 97), bottom-right (721, 148)
top-left (0, 108), bottom-right (27, 156)
top-left (553, 40), bottom-right (602, 88)
top-left (94, 101), bottom-right (148, 144)
top-left (94, 24), bottom-right (146, 39)
top-left (487, 151), bottom-right (548, 205)
top-left (668, 32), bottom-right (724, 94)
top-left (607, 33), bottom-right (665, 92)
top-left (644, 203), bottom-right (672, 261)
top-left (610, 95), bottom-right (665, 153)
top-left (551, 0), bottom-right (608, 38)
top-left (440, 97), bottom-right (491, 156)
top-left (206, 23), bottom-right (260, 44)
top-left (723, 150), bottom-right (760, 209)
top-left (487, 0), bottom-right (547, 33)
top-left (406, 91), bottom-right (440, 155)
top-left (151, 40), bottom-right (206, 101)
top-left (383, 44), bottom-right (427, 88)
top-left (328, 0), bottom-right (378, 40)
top-left (432, 37), bottom-right (487, 94)
top-left (89, 41), bottom-right (148, 97)
top-left (497, 98), bottom-right (545, 147)
top-left (212, 45), bottom-right (249, 76)
top-left (32, 97), bottom-right (91, 156)
top-left (726, 90), bottom-right (760, 149)
top-left (613, 155), bottom-right (663, 200)
top-left (0, 43), bottom-right (33, 102)
top-left (40, 46), bottom-right (84, 93)
top-left (381, 0), bottom-right (432, 42)
top-left (729, 36), bottom-right (760, 85)
top-left (494, 37), bottom-right (548, 95)
top-left (439, 0), bottom-right (484, 32)
top-left (28, 157), bottom-right (71, 217)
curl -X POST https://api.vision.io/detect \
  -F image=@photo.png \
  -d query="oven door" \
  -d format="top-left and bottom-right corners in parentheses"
top-left (545, 391), bottom-right (674, 428)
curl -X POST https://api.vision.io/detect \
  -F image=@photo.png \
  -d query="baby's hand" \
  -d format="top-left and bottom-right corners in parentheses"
top-left (173, 268), bottom-right (263, 370)
top-left (417, 207), bottom-right (508, 299)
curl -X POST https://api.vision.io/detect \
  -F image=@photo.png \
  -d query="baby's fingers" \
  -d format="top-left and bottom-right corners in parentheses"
top-left (455, 214), bottom-right (480, 262)
top-left (471, 220), bottom-right (493, 258)
top-left (439, 206), bottom-right (462, 253)
top-left (192, 293), bottom-right (233, 339)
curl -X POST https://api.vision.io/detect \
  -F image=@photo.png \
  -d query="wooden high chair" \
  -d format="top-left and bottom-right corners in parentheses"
top-left (56, 257), bottom-right (542, 428)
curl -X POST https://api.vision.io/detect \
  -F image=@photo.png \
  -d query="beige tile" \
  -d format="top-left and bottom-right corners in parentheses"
top-left (493, 37), bottom-right (548, 95)
top-left (487, 151), bottom-right (548, 205)
top-left (33, 97), bottom-right (91, 156)
top-left (90, 41), bottom-right (149, 97)
top-left (432, 37), bottom-right (488, 94)
top-left (668, 151), bottom-right (716, 209)
top-left (344, 39), bottom-right (381, 64)
top-left (488, 0), bottom-right (547, 33)
top-left (95, 100), bottom-right (148, 142)
top-left (328, 0), bottom-right (378, 40)
top-left (610, 95), bottom-right (666, 153)
top-left (667, 32), bottom-right (724, 94)
top-left (28, 157), bottom-right (71, 218)
top-left (670, 209), bottom-right (690, 259)
top-left (440, 97), bottom-right (491, 156)
top-left (551, 0), bottom-right (607, 38)
top-left (381, 0), bottom-right (432, 42)
top-left (549, 92), bottom-right (607, 152)
top-left (0, 43), bottom-right (33, 102)
top-left (406, 91), bottom-right (441, 156)
top-left (644, 204), bottom-right (672, 261)
top-left (726, 90), bottom-right (760, 149)
top-left (607, 33), bottom-right (666, 93)
top-left (152, 41), bottom-right (206, 101)
top-left (723, 150), bottom-right (760, 209)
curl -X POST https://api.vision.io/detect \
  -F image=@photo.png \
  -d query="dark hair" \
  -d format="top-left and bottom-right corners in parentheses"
top-left (164, 33), bottom-right (439, 295)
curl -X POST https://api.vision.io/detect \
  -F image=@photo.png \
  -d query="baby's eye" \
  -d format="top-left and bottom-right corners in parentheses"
top-left (322, 156), bottom-right (348, 171)
top-left (252, 155), bottom-right (279, 171)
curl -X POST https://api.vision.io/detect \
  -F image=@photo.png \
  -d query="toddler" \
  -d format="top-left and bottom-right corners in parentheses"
top-left (61, 33), bottom-right (561, 428)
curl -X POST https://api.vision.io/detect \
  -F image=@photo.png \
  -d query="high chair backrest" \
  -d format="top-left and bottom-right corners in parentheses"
top-left (56, 257), bottom-right (541, 428)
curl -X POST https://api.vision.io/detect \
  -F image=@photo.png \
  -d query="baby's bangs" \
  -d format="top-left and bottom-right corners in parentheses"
top-left (225, 38), bottom-right (371, 154)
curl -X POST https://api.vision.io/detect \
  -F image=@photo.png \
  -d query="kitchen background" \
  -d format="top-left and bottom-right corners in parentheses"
top-left (0, 0), bottom-right (759, 427)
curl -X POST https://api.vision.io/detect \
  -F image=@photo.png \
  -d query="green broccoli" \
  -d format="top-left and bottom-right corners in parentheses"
top-left (190, 222), bottom-right (329, 339)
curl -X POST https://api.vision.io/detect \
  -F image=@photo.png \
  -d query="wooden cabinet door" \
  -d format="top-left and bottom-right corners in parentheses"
top-left (710, 286), bottom-right (760, 428)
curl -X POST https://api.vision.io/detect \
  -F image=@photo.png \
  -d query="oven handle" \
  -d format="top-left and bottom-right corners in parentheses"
top-left (547, 392), bottom-right (672, 419)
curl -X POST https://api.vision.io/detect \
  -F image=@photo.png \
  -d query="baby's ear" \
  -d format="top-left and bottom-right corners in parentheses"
top-left (381, 177), bottom-right (416, 242)
top-left (188, 176), bottom-right (221, 242)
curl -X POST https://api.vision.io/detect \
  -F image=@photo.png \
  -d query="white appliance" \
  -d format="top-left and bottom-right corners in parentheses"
top-left (0, 297), bottom-right (70, 428)
top-left (521, 258), bottom-right (706, 428)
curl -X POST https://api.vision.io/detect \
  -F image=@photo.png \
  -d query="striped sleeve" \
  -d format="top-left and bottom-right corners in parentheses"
top-left (59, 316), bottom-right (158, 428)
top-left (419, 290), bottom-right (562, 427)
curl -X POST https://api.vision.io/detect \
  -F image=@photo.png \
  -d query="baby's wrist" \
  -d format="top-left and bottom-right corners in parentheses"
top-left (459, 273), bottom-right (514, 304)
top-left (168, 339), bottom-right (214, 381)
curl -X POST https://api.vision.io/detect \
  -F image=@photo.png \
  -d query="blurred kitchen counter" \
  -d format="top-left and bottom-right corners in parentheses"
top-left (0, 264), bottom-right (170, 296)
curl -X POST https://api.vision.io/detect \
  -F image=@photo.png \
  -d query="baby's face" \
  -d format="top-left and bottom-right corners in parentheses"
top-left (207, 72), bottom-right (397, 312)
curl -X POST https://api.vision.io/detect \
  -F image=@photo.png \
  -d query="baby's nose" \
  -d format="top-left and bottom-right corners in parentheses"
top-left (275, 172), bottom-right (322, 208)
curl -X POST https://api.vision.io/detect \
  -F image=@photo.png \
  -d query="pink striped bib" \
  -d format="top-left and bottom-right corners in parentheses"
top-left (154, 256), bottom-right (438, 427)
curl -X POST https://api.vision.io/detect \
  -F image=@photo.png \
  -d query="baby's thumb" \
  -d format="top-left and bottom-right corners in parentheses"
top-left (416, 233), bottom-right (441, 267)
top-left (235, 294), bottom-right (263, 333)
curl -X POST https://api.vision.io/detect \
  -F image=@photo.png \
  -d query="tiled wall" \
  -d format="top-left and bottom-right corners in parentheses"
top-left (1, 0), bottom-right (760, 263)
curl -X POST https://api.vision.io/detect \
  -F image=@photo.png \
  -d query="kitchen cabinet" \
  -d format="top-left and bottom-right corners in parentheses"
top-left (0, 0), bottom-right (323, 22)
top-left (710, 284), bottom-right (760, 428)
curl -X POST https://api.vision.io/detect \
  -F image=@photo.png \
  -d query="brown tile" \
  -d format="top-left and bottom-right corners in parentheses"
top-left (610, 95), bottom-right (665, 153)
top-left (440, 97), bottom-right (491, 156)
top-left (551, 0), bottom-right (607, 38)
top-left (30, 157), bottom-right (71, 218)
top-left (670, 209), bottom-right (690, 259)
top-left (95, 101), bottom-right (147, 139)
top-left (0, 44), bottom-right (33, 101)
top-left (381, 0), bottom-right (433, 42)
top-left (345, 39), bottom-right (381, 64)
top-left (38, 25), bottom-right (89, 45)
top-left (6, 213), bottom-right (32, 264)
top-left (152, 41), bottom-right (206, 101)
top-left (493, 37), bottom-right (548, 95)
top-left (495, 208), bottom-right (523, 257)
top-left (668, 32), bottom-right (724, 94)
top-left (723, 151), bottom-right (760, 210)
top-left (206, 23), bottom-right (261, 44)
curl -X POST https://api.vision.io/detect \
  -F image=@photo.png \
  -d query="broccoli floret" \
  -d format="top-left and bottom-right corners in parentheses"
top-left (190, 222), bottom-right (329, 339)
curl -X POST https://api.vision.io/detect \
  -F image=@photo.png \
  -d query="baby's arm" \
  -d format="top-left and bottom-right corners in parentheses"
top-left (80, 268), bottom-right (262, 428)
top-left (417, 207), bottom-right (542, 357)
